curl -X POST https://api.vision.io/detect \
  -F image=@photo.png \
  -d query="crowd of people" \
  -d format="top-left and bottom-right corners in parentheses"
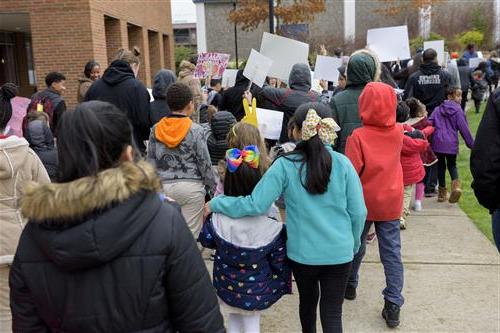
top-left (0, 40), bottom-right (499, 333)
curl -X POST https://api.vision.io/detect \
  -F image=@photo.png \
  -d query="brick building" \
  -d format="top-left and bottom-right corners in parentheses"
top-left (0, 0), bottom-right (175, 108)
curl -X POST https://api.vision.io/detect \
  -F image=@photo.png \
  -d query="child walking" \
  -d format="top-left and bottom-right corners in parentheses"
top-left (147, 83), bottom-right (216, 239)
top-left (429, 88), bottom-right (474, 203)
top-left (405, 98), bottom-right (437, 211)
top-left (199, 145), bottom-right (291, 333)
top-left (471, 70), bottom-right (488, 113)
top-left (345, 82), bottom-right (405, 328)
top-left (396, 102), bottom-right (431, 229)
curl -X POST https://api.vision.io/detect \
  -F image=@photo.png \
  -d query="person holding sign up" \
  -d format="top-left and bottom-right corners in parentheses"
top-left (259, 63), bottom-right (321, 142)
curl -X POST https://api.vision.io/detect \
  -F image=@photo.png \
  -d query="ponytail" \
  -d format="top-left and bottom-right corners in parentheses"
top-left (283, 102), bottom-right (334, 195)
top-left (0, 83), bottom-right (17, 131)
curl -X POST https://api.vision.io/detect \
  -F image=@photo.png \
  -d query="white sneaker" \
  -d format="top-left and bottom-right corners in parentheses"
top-left (414, 200), bottom-right (423, 212)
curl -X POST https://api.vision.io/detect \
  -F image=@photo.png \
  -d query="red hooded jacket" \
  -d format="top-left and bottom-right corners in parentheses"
top-left (346, 82), bottom-right (404, 222)
top-left (401, 124), bottom-right (431, 186)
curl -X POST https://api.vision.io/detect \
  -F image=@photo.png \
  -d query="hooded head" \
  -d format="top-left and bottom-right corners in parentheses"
top-left (346, 49), bottom-right (381, 87)
top-left (288, 63), bottom-right (311, 92)
top-left (359, 82), bottom-right (397, 128)
top-left (25, 117), bottom-right (55, 151)
top-left (153, 69), bottom-right (176, 100)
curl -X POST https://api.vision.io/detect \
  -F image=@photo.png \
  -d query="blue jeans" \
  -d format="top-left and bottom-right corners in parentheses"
top-left (347, 221), bottom-right (405, 307)
top-left (493, 210), bottom-right (500, 252)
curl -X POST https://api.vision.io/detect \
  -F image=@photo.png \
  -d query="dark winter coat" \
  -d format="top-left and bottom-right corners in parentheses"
top-left (259, 63), bottom-right (321, 142)
top-left (471, 74), bottom-right (488, 101)
top-left (404, 62), bottom-right (452, 114)
top-left (27, 89), bottom-right (66, 135)
top-left (198, 213), bottom-right (291, 311)
top-left (84, 60), bottom-right (151, 152)
top-left (150, 69), bottom-right (176, 125)
top-left (471, 90), bottom-right (500, 212)
top-left (10, 161), bottom-right (224, 333)
top-left (457, 61), bottom-right (473, 92)
top-left (330, 49), bottom-right (381, 154)
top-left (24, 119), bottom-right (58, 180)
top-left (220, 70), bottom-right (262, 122)
top-left (207, 111), bottom-right (237, 165)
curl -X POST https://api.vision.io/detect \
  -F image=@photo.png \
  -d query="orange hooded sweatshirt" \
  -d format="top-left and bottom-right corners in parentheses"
top-left (154, 115), bottom-right (192, 148)
top-left (345, 82), bottom-right (404, 222)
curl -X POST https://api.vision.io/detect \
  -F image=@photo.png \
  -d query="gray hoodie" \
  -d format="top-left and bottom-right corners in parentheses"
top-left (150, 69), bottom-right (176, 125)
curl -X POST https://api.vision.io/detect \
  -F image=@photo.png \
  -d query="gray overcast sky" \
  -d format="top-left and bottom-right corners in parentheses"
top-left (171, 0), bottom-right (197, 24)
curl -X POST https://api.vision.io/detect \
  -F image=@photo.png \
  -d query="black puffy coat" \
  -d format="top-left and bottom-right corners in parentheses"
top-left (404, 62), bottom-right (452, 114)
top-left (85, 60), bottom-right (151, 152)
top-left (471, 89), bottom-right (500, 212)
top-left (220, 70), bottom-right (262, 121)
top-left (207, 111), bottom-right (237, 165)
top-left (150, 69), bottom-right (176, 125)
top-left (24, 119), bottom-right (58, 181)
top-left (10, 161), bottom-right (224, 333)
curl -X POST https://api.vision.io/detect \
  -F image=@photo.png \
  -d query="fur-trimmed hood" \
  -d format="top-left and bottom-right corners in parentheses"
top-left (21, 160), bottom-right (161, 222)
top-left (346, 49), bottom-right (381, 87)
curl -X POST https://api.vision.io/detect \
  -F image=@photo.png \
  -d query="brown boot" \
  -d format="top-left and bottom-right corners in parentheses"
top-left (449, 180), bottom-right (462, 203)
top-left (438, 186), bottom-right (448, 202)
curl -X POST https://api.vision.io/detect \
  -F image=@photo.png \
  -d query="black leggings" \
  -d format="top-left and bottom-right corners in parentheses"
top-left (436, 153), bottom-right (458, 187)
top-left (473, 99), bottom-right (482, 113)
top-left (290, 259), bottom-right (352, 333)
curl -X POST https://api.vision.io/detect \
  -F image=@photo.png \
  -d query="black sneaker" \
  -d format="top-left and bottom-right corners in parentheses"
top-left (381, 300), bottom-right (400, 328)
top-left (344, 286), bottom-right (356, 300)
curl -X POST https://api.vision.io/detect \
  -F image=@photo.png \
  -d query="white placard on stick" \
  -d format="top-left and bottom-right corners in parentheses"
top-left (366, 25), bottom-right (411, 63)
top-left (424, 40), bottom-right (445, 66)
top-left (477, 51), bottom-right (484, 59)
top-left (469, 57), bottom-right (483, 69)
top-left (256, 108), bottom-right (284, 140)
top-left (260, 32), bottom-right (309, 81)
top-left (314, 55), bottom-right (343, 82)
top-left (243, 49), bottom-right (273, 88)
top-left (222, 69), bottom-right (238, 88)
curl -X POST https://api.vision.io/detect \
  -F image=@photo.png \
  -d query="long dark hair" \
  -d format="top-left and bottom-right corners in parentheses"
top-left (283, 102), bottom-right (333, 195)
top-left (0, 83), bottom-right (17, 131)
top-left (57, 101), bottom-right (134, 182)
top-left (224, 163), bottom-right (262, 197)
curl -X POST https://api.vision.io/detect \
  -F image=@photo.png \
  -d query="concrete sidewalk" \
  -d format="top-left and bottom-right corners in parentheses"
top-left (206, 198), bottom-right (500, 332)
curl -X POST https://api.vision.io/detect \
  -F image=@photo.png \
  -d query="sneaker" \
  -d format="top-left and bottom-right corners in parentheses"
top-left (382, 300), bottom-right (400, 328)
top-left (344, 286), bottom-right (357, 300)
top-left (424, 191), bottom-right (436, 198)
top-left (413, 200), bottom-right (422, 212)
top-left (366, 232), bottom-right (377, 244)
top-left (400, 219), bottom-right (406, 230)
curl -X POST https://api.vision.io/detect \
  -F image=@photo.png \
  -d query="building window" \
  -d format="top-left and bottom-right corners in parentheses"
top-left (148, 30), bottom-right (161, 80)
top-left (24, 34), bottom-right (36, 86)
top-left (0, 31), bottom-right (18, 86)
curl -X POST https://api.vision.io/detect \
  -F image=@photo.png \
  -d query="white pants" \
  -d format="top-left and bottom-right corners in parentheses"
top-left (227, 313), bottom-right (260, 333)
top-left (162, 181), bottom-right (205, 239)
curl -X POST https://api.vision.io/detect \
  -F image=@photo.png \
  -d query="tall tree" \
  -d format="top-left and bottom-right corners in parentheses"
top-left (228, 0), bottom-right (326, 32)
top-left (374, 0), bottom-right (443, 16)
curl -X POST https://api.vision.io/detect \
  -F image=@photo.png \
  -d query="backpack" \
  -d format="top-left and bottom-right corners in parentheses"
top-left (24, 95), bottom-right (57, 132)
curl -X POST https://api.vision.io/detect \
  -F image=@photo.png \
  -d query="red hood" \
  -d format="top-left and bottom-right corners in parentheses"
top-left (359, 82), bottom-right (397, 128)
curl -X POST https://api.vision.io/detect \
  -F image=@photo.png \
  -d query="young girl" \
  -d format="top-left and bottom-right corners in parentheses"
top-left (0, 83), bottom-right (50, 330)
top-left (208, 102), bottom-right (366, 332)
top-left (405, 98), bottom-right (437, 211)
top-left (430, 88), bottom-right (475, 203)
top-left (396, 102), bottom-right (431, 229)
top-left (199, 145), bottom-right (291, 333)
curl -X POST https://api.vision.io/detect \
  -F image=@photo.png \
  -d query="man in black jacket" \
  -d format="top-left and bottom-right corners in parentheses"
top-left (404, 48), bottom-right (451, 115)
top-left (85, 60), bottom-right (151, 153)
top-left (471, 89), bottom-right (500, 252)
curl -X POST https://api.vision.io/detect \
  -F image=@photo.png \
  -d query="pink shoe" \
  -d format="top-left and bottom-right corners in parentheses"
top-left (366, 232), bottom-right (377, 244)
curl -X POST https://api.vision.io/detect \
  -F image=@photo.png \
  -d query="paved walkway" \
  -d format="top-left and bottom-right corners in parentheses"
top-left (205, 198), bottom-right (500, 332)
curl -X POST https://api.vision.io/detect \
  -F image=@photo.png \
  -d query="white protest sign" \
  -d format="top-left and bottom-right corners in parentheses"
top-left (243, 49), bottom-right (273, 88)
top-left (310, 71), bottom-right (323, 93)
top-left (477, 51), bottom-right (484, 59)
top-left (147, 88), bottom-right (154, 102)
top-left (314, 55), bottom-right (343, 82)
top-left (256, 108), bottom-right (284, 140)
top-left (260, 32), bottom-right (309, 81)
top-left (424, 40), bottom-right (445, 66)
top-left (222, 69), bottom-right (238, 88)
top-left (469, 57), bottom-right (483, 69)
top-left (366, 25), bottom-right (411, 63)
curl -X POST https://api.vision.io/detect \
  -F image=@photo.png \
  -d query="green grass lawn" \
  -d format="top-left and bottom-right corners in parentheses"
top-left (456, 102), bottom-right (493, 242)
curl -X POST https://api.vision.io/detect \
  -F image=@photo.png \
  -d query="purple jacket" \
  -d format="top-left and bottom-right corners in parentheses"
top-left (429, 100), bottom-right (474, 154)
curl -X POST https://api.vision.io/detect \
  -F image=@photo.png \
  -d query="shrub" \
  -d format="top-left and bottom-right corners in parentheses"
top-left (409, 32), bottom-right (446, 53)
top-left (174, 46), bottom-right (195, 73)
top-left (458, 30), bottom-right (484, 48)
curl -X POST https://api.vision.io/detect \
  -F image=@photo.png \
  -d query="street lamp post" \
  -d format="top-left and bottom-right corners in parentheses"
top-left (269, 0), bottom-right (274, 34)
